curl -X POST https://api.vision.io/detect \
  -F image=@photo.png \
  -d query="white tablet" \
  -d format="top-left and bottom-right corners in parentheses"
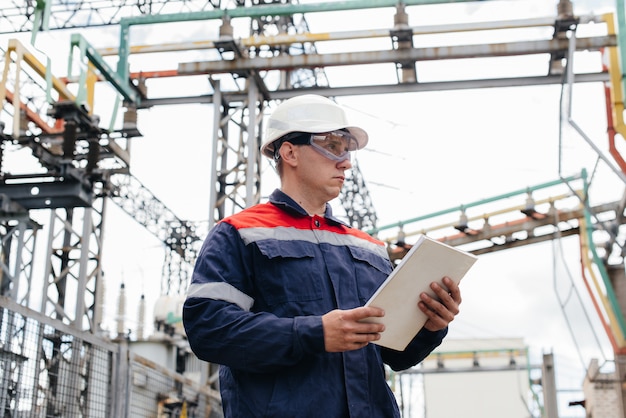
top-left (363, 234), bottom-right (478, 351)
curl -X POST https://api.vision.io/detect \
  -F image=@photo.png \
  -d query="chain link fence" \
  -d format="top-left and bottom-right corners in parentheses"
top-left (0, 297), bottom-right (221, 418)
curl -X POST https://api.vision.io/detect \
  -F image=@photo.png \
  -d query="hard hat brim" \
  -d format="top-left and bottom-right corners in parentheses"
top-left (261, 95), bottom-right (369, 159)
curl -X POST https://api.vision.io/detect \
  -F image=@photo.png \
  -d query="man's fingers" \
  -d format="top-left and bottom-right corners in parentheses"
top-left (347, 308), bottom-right (386, 333)
top-left (322, 308), bottom-right (386, 352)
top-left (442, 277), bottom-right (462, 304)
top-left (347, 306), bottom-right (385, 320)
top-left (421, 290), bottom-right (458, 317)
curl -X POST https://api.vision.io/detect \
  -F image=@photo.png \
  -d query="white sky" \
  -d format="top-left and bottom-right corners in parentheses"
top-left (1, 0), bottom-right (623, 416)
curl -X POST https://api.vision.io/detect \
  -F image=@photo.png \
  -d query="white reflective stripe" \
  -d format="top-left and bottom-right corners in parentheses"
top-left (316, 229), bottom-right (388, 259)
top-left (187, 282), bottom-right (254, 311)
top-left (239, 226), bottom-right (388, 259)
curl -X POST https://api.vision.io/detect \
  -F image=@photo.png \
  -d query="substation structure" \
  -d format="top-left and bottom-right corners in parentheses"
top-left (0, 0), bottom-right (625, 417)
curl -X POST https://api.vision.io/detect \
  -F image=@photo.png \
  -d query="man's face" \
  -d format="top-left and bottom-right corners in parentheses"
top-left (295, 139), bottom-right (353, 202)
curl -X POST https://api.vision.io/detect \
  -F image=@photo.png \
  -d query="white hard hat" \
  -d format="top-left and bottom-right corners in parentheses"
top-left (261, 94), bottom-right (368, 159)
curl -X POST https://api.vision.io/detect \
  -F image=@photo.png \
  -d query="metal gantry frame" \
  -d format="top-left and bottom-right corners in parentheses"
top-left (208, 80), bottom-right (264, 231)
top-left (0, 0), bottom-right (625, 416)
top-left (0, 208), bottom-right (39, 307)
top-left (39, 202), bottom-right (105, 331)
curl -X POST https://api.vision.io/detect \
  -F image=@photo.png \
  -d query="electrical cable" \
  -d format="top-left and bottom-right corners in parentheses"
top-left (558, 20), bottom-right (626, 259)
top-left (551, 212), bottom-right (610, 370)
top-left (554, 22), bottom-right (618, 372)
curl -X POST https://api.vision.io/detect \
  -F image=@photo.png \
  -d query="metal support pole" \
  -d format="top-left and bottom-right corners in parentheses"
top-left (246, 81), bottom-right (258, 208)
top-left (208, 80), bottom-right (222, 231)
top-left (542, 353), bottom-right (559, 418)
top-left (609, 264), bottom-right (626, 417)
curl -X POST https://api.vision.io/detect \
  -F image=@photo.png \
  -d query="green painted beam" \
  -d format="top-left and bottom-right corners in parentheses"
top-left (70, 33), bottom-right (139, 105)
top-left (120, 0), bottom-right (490, 26)
top-left (30, 0), bottom-right (51, 44)
top-left (367, 171), bottom-right (584, 235)
top-left (581, 170), bottom-right (626, 343)
top-left (617, 0), bottom-right (626, 102)
top-left (115, 0), bottom-right (493, 101)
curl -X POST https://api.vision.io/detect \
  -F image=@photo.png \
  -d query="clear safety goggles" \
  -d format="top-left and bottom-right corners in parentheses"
top-left (309, 130), bottom-right (358, 161)
top-left (279, 130), bottom-right (357, 162)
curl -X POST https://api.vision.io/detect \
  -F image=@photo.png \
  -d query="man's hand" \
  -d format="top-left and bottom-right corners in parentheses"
top-left (418, 276), bottom-right (462, 331)
top-left (322, 307), bottom-right (385, 352)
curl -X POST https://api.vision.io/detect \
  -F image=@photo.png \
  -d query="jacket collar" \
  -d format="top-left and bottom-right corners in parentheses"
top-left (268, 189), bottom-right (351, 228)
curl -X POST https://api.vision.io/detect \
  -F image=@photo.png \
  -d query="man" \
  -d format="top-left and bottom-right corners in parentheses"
top-left (183, 94), bottom-right (462, 418)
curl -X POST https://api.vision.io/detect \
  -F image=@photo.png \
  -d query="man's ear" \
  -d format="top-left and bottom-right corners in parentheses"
top-left (279, 142), bottom-right (299, 167)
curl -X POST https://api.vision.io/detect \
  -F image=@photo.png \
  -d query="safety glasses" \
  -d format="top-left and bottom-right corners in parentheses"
top-left (277, 130), bottom-right (358, 162)
top-left (309, 130), bottom-right (358, 161)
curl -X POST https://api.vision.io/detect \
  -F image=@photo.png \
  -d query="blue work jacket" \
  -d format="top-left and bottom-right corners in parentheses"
top-left (183, 189), bottom-right (447, 418)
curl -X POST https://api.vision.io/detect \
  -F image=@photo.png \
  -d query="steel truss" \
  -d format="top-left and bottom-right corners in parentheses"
top-left (0, 204), bottom-right (38, 306)
top-left (0, 0), bottom-right (625, 416)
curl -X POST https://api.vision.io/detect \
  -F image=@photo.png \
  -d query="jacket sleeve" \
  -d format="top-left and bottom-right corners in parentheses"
top-left (182, 222), bottom-right (326, 373)
top-left (380, 327), bottom-right (448, 371)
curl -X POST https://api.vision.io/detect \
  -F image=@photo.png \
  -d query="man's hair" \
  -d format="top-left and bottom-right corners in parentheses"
top-left (272, 132), bottom-right (310, 177)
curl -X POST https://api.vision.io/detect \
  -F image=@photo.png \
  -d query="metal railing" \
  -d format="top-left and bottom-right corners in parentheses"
top-left (0, 296), bottom-right (218, 418)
